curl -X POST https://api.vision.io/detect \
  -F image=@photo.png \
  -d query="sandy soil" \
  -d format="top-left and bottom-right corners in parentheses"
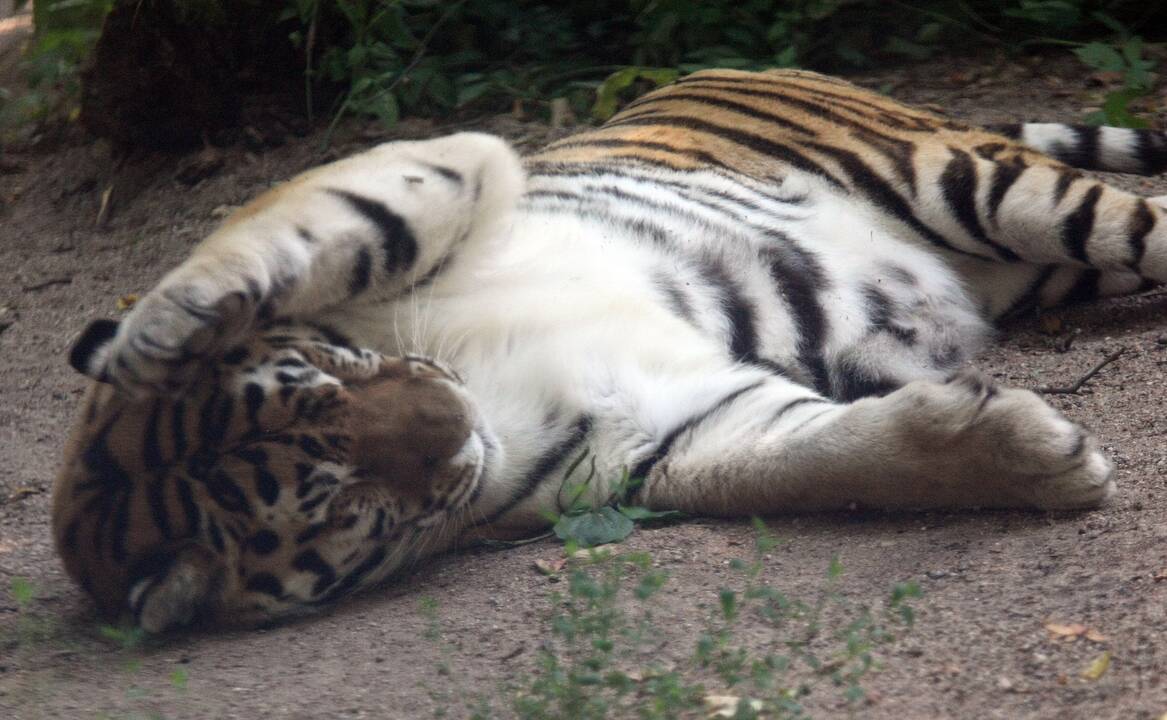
top-left (2, 55), bottom-right (1166, 719)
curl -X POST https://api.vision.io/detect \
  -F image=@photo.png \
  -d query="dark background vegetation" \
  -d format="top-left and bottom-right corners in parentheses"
top-left (1, 0), bottom-right (1165, 150)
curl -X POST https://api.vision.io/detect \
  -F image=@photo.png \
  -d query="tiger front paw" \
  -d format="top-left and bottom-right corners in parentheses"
top-left (71, 280), bottom-right (259, 397)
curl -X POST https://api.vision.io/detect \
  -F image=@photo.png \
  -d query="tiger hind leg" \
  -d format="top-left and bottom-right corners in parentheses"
top-left (636, 370), bottom-right (1114, 515)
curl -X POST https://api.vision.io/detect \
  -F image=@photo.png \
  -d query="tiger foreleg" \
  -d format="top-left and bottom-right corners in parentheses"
top-left (87, 133), bottom-right (523, 396)
top-left (637, 371), bottom-right (1114, 514)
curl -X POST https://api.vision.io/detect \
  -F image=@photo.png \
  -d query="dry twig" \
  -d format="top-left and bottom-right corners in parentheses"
top-left (1036, 347), bottom-right (1126, 395)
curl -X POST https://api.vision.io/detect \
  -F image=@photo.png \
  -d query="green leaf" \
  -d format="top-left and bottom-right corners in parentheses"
top-left (719, 588), bottom-right (738, 621)
top-left (9, 577), bottom-right (34, 607)
top-left (1074, 42), bottom-right (1124, 73)
top-left (592, 66), bottom-right (679, 121)
top-left (553, 506), bottom-right (634, 547)
top-left (369, 91), bottom-right (400, 127)
top-left (828, 555), bottom-right (844, 579)
top-left (456, 81), bottom-right (493, 108)
top-left (616, 504), bottom-right (685, 522)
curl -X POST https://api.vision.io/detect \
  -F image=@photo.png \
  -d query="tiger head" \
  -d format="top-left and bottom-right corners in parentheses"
top-left (54, 321), bottom-right (493, 632)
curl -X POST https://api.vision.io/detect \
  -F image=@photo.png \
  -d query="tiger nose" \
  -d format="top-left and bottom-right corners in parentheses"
top-left (347, 373), bottom-right (475, 483)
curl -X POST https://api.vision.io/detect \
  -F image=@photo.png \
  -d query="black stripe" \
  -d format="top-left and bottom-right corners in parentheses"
top-left (1063, 270), bottom-right (1101, 304)
top-left (69, 318), bottom-right (119, 378)
top-left (834, 362), bottom-right (901, 402)
top-left (760, 238), bottom-right (831, 395)
top-left (315, 546), bottom-right (388, 604)
top-left (804, 141), bottom-right (990, 260)
top-left (1053, 169), bottom-right (1078, 204)
top-left (176, 477), bottom-right (201, 534)
top-left (142, 400), bottom-right (164, 468)
top-left (660, 80), bottom-right (921, 193)
top-left (863, 285), bottom-right (918, 345)
top-left (985, 123), bottom-right (1022, 139)
top-left (1137, 130), bottom-right (1167, 174)
top-left (1127, 199), bottom-right (1155, 269)
top-left (110, 491), bottom-right (132, 562)
top-left (368, 508), bottom-right (387, 539)
top-left (298, 434), bottom-right (329, 459)
top-left (611, 89), bottom-right (819, 137)
top-left (939, 148), bottom-right (1020, 261)
top-left (304, 322), bottom-right (354, 350)
top-left (654, 272), bottom-right (695, 324)
top-left (473, 416), bottom-right (593, 527)
top-left (245, 572), bottom-right (285, 598)
top-left (986, 158), bottom-right (1026, 222)
top-left (602, 115), bottom-right (845, 188)
top-left (243, 382), bottom-right (265, 428)
top-left (764, 397), bottom-right (829, 426)
top-left (293, 548), bottom-right (338, 596)
top-left (999, 265), bottom-right (1057, 320)
top-left (676, 75), bottom-right (938, 132)
top-left (205, 468), bottom-right (254, 516)
top-left (424, 163), bottom-right (464, 185)
top-left (1061, 185), bottom-right (1103, 263)
top-left (196, 383), bottom-right (228, 448)
top-left (350, 246), bottom-right (372, 296)
top-left (236, 448), bottom-right (281, 506)
top-left (526, 160), bottom-right (808, 209)
top-left (697, 260), bottom-right (758, 361)
top-left (168, 399), bottom-right (189, 461)
top-left (249, 529), bottom-right (280, 556)
top-left (631, 380), bottom-right (765, 481)
top-left (546, 137), bottom-right (732, 171)
top-left (1073, 125), bottom-right (1101, 169)
top-left (145, 415), bottom-right (175, 539)
top-left (327, 189), bottom-right (419, 273)
top-left (296, 522), bottom-right (326, 544)
top-left (207, 518), bottom-right (226, 553)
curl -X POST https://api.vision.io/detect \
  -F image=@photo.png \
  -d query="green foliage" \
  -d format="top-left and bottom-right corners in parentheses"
top-left (9, 576), bottom-right (36, 608)
top-left (271, 1), bottom-right (1165, 134)
top-left (425, 522), bottom-right (922, 719)
top-left (1074, 36), bottom-right (1156, 127)
top-left (7, 1), bottom-right (1165, 140)
top-left (0, 0), bottom-right (112, 135)
top-left (548, 453), bottom-right (685, 548)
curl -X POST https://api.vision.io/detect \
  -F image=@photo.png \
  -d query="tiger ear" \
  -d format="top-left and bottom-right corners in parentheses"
top-left (69, 318), bottom-right (119, 382)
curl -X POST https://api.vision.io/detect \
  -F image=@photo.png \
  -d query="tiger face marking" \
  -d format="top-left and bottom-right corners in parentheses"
top-left (56, 323), bottom-right (491, 631)
top-left (59, 68), bottom-right (1167, 632)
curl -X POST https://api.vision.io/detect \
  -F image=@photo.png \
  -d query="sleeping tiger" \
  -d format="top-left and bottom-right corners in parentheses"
top-left (55, 69), bottom-right (1167, 632)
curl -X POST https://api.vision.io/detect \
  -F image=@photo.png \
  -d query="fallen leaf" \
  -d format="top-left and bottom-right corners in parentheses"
top-left (703, 694), bottom-right (762, 719)
top-left (533, 558), bottom-right (566, 576)
top-left (116, 294), bottom-right (139, 311)
top-left (2, 486), bottom-right (41, 504)
top-left (1044, 621), bottom-right (1088, 638)
top-left (1081, 651), bottom-right (1111, 681)
top-left (1044, 621), bottom-right (1107, 643)
top-left (96, 184), bottom-right (114, 227)
top-left (568, 544), bottom-right (617, 562)
top-left (1084, 628), bottom-right (1108, 643)
top-left (1153, 569), bottom-right (1167, 582)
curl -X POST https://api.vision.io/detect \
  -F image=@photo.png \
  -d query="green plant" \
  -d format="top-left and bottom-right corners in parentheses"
top-left (1074, 36), bottom-right (1156, 127)
top-left (547, 451), bottom-right (684, 548)
top-left (1, 0), bottom-right (112, 136)
top-left (424, 521), bottom-right (922, 719)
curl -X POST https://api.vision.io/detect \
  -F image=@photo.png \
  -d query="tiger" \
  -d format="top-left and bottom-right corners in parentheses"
top-left (54, 68), bottom-right (1167, 632)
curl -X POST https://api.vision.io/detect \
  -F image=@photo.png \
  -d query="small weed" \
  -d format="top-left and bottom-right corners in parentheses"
top-left (9, 576), bottom-right (35, 608)
top-left (424, 520), bottom-right (921, 718)
top-left (1074, 36), bottom-right (1157, 127)
top-left (548, 451), bottom-right (685, 549)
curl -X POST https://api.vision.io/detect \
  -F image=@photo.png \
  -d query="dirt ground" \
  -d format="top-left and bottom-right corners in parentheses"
top-left (2, 51), bottom-right (1167, 719)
